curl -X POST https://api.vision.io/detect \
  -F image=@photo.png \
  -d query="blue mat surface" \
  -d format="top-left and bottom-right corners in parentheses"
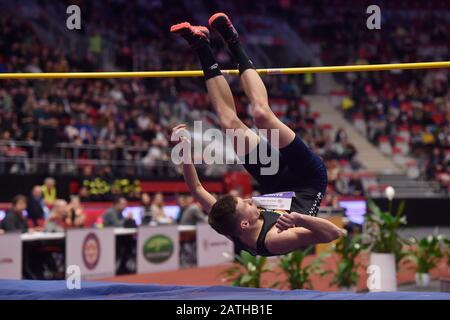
top-left (0, 280), bottom-right (449, 300)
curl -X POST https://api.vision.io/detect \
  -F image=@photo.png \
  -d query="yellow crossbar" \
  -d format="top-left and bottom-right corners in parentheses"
top-left (0, 61), bottom-right (448, 79)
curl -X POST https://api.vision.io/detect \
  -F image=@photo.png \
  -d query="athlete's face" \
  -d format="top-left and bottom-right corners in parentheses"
top-left (235, 197), bottom-right (260, 232)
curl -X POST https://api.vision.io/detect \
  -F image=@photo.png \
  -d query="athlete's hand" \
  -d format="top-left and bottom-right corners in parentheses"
top-left (276, 212), bottom-right (302, 233)
top-left (171, 124), bottom-right (190, 145)
top-left (171, 124), bottom-right (191, 148)
top-left (171, 124), bottom-right (193, 163)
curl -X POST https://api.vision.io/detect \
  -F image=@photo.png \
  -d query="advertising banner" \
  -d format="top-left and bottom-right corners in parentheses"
top-left (137, 225), bottom-right (179, 274)
top-left (66, 228), bottom-right (115, 279)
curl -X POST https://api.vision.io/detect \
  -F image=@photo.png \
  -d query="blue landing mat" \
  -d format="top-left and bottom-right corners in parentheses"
top-left (0, 280), bottom-right (449, 300)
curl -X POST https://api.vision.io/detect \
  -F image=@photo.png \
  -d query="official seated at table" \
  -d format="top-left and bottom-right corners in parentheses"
top-left (140, 193), bottom-right (154, 225)
top-left (103, 196), bottom-right (136, 228)
top-left (0, 195), bottom-right (29, 233)
top-left (66, 195), bottom-right (86, 228)
top-left (150, 192), bottom-right (173, 224)
top-left (178, 195), bottom-right (207, 225)
top-left (27, 185), bottom-right (46, 228)
top-left (45, 199), bottom-right (69, 232)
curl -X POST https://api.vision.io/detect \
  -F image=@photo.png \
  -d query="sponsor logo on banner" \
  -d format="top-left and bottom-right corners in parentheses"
top-left (202, 239), bottom-right (231, 251)
top-left (196, 223), bottom-right (234, 267)
top-left (82, 232), bottom-right (101, 270)
top-left (143, 234), bottom-right (174, 264)
top-left (252, 191), bottom-right (294, 210)
top-left (0, 258), bottom-right (14, 264)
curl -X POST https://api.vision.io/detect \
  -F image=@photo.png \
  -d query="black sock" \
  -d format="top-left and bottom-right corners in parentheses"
top-left (195, 44), bottom-right (222, 80)
top-left (228, 41), bottom-right (255, 74)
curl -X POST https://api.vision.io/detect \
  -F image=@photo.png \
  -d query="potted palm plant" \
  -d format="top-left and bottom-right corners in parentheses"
top-left (220, 251), bottom-right (273, 288)
top-left (275, 246), bottom-right (329, 290)
top-left (406, 233), bottom-right (447, 288)
top-left (329, 235), bottom-right (366, 292)
top-left (364, 186), bottom-right (408, 291)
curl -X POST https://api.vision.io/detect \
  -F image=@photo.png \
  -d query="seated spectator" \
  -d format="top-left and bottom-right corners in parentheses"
top-left (27, 185), bottom-right (45, 228)
top-left (66, 195), bottom-right (86, 228)
top-left (102, 196), bottom-right (128, 227)
top-left (45, 199), bottom-right (68, 232)
top-left (176, 194), bottom-right (188, 223)
top-left (348, 177), bottom-right (364, 196)
top-left (140, 193), bottom-right (154, 225)
top-left (42, 177), bottom-right (57, 206)
top-left (343, 142), bottom-right (357, 163)
top-left (179, 195), bottom-right (207, 225)
top-left (327, 159), bottom-right (341, 184)
top-left (1, 195), bottom-right (29, 233)
top-left (123, 213), bottom-right (137, 228)
top-left (426, 147), bottom-right (445, 180)
top-left (151, 192), bottom-right (172, 224)
top-left (334, 127), bottom-right (348, 144)
top-left (334, 173), bottom-right (350, 195)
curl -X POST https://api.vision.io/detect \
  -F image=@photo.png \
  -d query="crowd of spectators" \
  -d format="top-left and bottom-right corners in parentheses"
top-left (0, 10), bottom-right (310, 178)
top-left (0, 3), bottom-right (351, 195)
top-left (340, 69), bottom-right (449, 180)
top-left (0, 12), bottom-right (190, 177)
top-left (318, 2), bottom-right (450, 190)
top-left (207, 0), bottom-right (450, 191)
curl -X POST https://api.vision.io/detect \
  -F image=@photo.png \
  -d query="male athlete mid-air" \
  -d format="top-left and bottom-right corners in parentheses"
top-left (171, 13), bottom-right (344, 256)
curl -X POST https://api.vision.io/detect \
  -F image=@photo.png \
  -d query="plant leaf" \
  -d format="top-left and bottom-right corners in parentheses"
top-left (367, 199), bottom-right (382, 215)
top-left (396, 200), bottom-right (405, 217)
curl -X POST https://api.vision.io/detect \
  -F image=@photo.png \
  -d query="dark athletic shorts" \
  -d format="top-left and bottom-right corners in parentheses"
top-left (241, 136), bottom-right (328, 216)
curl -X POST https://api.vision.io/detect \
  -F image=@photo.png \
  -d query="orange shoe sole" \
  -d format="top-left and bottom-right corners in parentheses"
top-left (170, 22), bottom-right (191, 33)
top-left (208, 12), bottom-right (230, 28)
top-left (170, 22), bottom-right (209, 38)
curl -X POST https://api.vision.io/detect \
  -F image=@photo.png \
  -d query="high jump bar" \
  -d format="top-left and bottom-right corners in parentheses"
top-left (0, 61), bottom-right (449, 79)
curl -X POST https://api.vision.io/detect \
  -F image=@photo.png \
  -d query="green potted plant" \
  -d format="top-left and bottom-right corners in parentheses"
top-left (275, 246), bottom-right (329, 290)
top-left (444, 237), bottom-right (450, 275)
top-left (220, 251), bottom-right (273, 288)
top-left (329, 235), bottom-right (366, 292)
top-left (364, 186), bottom-right (408, 291)
top-left (406, 233), bottom-right (447, 288)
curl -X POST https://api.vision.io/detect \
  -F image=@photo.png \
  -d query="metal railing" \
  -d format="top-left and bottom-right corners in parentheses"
top-left (0, 140), bottom-right (170, 176)
top-left (0, 140), bottom-right (154, 160)
top-left (0, 140), bottom-right (239, 177)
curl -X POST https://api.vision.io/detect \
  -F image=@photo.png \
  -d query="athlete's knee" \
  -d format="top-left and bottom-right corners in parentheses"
top-left (252, 104), bottom-right (274, 127)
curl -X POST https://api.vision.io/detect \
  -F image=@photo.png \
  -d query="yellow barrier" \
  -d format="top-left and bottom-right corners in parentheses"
top-left (0, 61), bottom-right (449, 79)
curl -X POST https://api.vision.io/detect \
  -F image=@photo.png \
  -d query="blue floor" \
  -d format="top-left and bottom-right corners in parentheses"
top-left (0, 280), bottom-right (449, 300)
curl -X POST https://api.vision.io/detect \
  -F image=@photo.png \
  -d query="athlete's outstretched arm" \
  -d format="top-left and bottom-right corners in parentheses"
top-left (182, 161), bottom-right (216, 213)
top-left (267, 213), bottom-right (345, 255)
top-left (172, 124), bottom-right (216, 212)
top-left (276, 212), bottom-right (344, 241)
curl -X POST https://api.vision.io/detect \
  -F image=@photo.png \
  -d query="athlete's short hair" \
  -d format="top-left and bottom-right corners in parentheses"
top-left (208, 194), bottom-right (239, 236)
